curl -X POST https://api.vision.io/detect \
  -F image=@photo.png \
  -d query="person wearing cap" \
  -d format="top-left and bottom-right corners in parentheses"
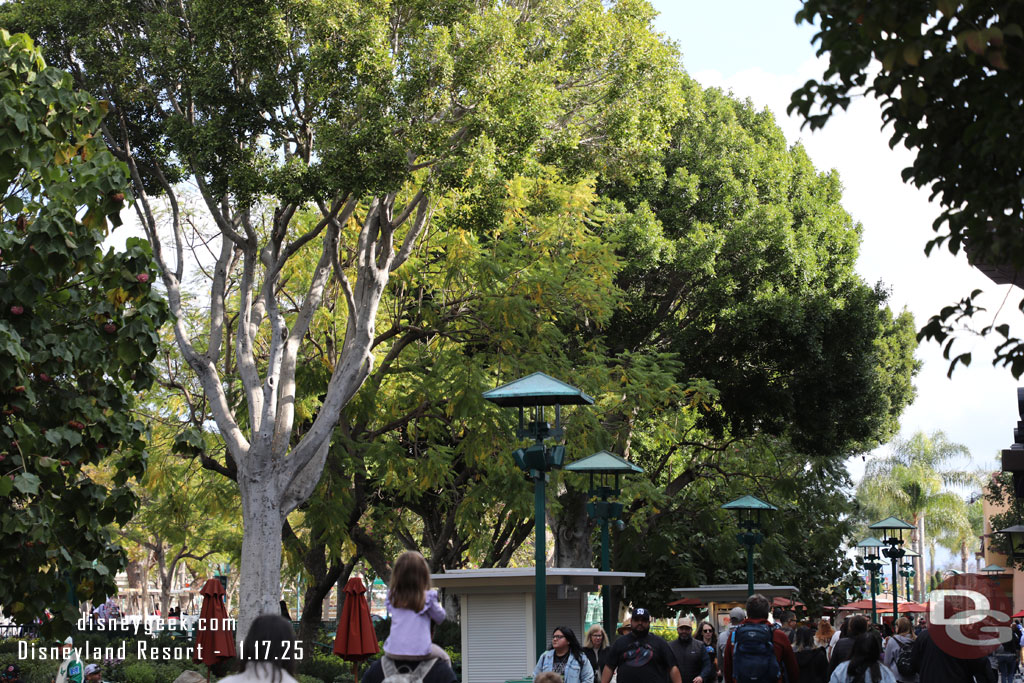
top-left (718, 607), bottom-right (746, 676)
top-left (55, 637), bottom-right (83, 683)
top-left (670, 616), bottom-right (714, 683)
top-left (83, 664), bottom-right (103, 683)
top-left (600, 607), bottom-right (682, 683)
top-left (2, 663), bottom-right (24, 683)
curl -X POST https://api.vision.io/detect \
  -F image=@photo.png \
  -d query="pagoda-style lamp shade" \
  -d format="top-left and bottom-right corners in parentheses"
top-left (564, 450), bottom-right (644, 498)
top-left (869, 516), bottom-right (915, 546)
top-left (483, 372), bottom-right (594, 449)
top-left (857, 537), bottom-right (885, 559)
top-left (981, 563), bottom-right (1007, 574)
top-left (998, 525), bottom-right (1024, 561)
top-left (722, 495), bottom-right (778, 530)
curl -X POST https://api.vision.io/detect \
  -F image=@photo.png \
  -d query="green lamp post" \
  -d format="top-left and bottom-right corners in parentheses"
top-left (857, 537), bottom-right (885, 624)
top-left (483, 372), bottom-right (593, 660)
top-left (869, 516), bottom-right (914, 622)
top-left (563, 450), bottom-right (644, 638)
top-left (901, 549), bottom-right (919, 603)
top-left (722, 495), bottom-right (777, 597)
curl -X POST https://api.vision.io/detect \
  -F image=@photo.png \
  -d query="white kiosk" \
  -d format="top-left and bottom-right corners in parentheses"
top-left (432, 567), bottom-right (643, 683)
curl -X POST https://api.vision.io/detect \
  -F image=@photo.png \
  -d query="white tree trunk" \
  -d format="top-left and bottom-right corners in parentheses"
top-left (237, 467), bottom-right (286, 641)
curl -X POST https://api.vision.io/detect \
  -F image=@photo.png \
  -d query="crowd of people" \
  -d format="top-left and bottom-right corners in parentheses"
top-left (21, 557), bottom-right (1024, 683)
top-left (528, 592), bottom-right (1023, 683)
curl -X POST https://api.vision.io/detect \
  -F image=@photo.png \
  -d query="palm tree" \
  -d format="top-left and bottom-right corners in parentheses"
top-left (857, 430), bottom-right (979, 600)
top-left (937, 498), bottom-right (985, 572)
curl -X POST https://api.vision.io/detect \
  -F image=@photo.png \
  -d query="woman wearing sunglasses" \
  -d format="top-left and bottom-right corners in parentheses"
top-left (696, 621), bottom-right (719, 680)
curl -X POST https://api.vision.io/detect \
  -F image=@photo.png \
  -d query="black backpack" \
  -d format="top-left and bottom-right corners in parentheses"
top-left (895, 637), bottom-right (915, 677)
top-left (731, 623), bottom-right (780, 683)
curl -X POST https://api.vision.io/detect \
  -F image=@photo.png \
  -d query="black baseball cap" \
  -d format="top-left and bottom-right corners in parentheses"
top-left (632, 608), bottom-right (651, 620)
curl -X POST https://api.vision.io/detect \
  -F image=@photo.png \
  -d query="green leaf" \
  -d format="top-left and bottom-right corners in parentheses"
top-left (13, 473), bottom-right (41, 495)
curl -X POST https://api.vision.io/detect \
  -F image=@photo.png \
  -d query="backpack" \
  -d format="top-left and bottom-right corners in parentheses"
top-left (895, 637), bottom-right (915, 677)
top-left (380, 656), bottom-right (438, 683)
top-left (731, 623), bottom-right (781, 683)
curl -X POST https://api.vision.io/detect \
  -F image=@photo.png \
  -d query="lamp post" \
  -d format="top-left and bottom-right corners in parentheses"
top-left (858, 537), bottom-right (885, 624)
top-left (869, 517), bottom-right (914, 622)
top-left (722, 495), bottom-right (778, 597)
top-left (563, 450), bottom-right (644, 638)
top-left (900, 549), bottom-right (918, 604)
top-left (483, 372), bottom-right (593, 660)
top-left (997, 525), bottom-right (1024, 564)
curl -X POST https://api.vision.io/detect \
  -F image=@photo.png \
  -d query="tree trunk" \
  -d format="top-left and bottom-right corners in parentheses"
top-left (238, 476), bottom-right (285, 644)
top-left (550, 487), bottom-right (593, 568)
top-left (126, 560), bottom-right (145, 615)
top-left (960, 540), bottom-right (968, 574)
top-left (916, 515), bottom-right (926, 601)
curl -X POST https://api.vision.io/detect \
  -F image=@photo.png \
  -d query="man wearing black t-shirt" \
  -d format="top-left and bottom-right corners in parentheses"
top-left (601, 608), bottom-right (682, 683)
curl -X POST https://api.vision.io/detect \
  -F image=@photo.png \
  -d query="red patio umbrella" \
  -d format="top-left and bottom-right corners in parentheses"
top-left (666, 597), bottom-right (704, 607)
top-left (333, 576), bottom-right (379, 680)
top-left (900, 602), bottom-right (929, 613)
top-left (193, 578), bottom-right (236, 680)
top-left (1013, 609), bottom-right (1024, 618)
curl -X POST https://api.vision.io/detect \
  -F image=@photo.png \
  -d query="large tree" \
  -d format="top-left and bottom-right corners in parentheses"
top-left (549, 81), bottom-right (919, 607)
top-left (0, 30), bottom-right (167, 637)
top-left (2, 0), bottom-right (679, 636)
top-left (790, 0), bottom-right (1024, 376)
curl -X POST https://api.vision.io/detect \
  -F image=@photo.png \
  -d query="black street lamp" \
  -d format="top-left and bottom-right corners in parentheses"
top-left (857, 537), bottom-right (885, 624)
top-left (997, 525), bottom-right (1024, 562)
top-left (564, 450), bottom-right (644, 638)
top-left (483, 372), bottom-right (593, 660)
top-left (722, 495), bottom-right (777, 597)
top-left (900, 549), bottom-right (918, 604)
top-left (869, 516), bottom-right (914, 622)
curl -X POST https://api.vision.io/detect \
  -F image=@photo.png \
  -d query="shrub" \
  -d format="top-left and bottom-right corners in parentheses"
top-left (0, 653), bottom-right (64, 683)
top-left (122, 660), bottom-right (157, 683)
top-left (432, 621), bottom-right (460, 650)
top-left (298, 650), bottom-right (354, 683)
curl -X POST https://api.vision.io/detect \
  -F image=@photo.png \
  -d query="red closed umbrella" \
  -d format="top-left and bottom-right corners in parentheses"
top-left (333, 576), bottom-right (379, 680)
top-left (193, 578), bottom-right (236, 678)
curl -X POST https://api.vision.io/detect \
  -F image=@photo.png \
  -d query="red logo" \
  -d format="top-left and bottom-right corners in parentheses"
top-left (928, 573), bottom-right (1012, 659)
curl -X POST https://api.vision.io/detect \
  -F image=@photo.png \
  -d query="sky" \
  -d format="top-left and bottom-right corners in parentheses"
top-left (649, 0), bottom-right (1021, 495)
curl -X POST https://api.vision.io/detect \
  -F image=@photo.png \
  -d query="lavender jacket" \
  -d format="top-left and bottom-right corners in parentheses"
top-left (383, 589), bottom-right (447, 657)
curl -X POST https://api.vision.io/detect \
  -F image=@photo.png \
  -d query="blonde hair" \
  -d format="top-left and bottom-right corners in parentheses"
top-left (389, 551), bottom-right (431, 612)
top-left (815, 618), bottom-right (835, 642)
top-left (894, 616), bottom-right (914, 637)
top-left (585, 624), bottom-right (609, 648)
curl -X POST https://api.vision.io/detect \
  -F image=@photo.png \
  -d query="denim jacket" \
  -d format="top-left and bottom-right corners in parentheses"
top-left (534, 649), bottom-right (595, 683)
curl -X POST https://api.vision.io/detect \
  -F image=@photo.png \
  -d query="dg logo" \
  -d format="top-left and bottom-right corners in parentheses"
top-left (929, 573), bottom-right (1012, 659)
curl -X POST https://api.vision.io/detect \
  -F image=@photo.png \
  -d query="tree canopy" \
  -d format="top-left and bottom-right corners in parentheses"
top-left (0, 0), bottom-right (682, 636)
top-left (0, 29), bottom-right (167, 637)
top-left (790, 0), bottom-right (1024, 377)
top-left (548, 82), bottom-right (919, 613)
